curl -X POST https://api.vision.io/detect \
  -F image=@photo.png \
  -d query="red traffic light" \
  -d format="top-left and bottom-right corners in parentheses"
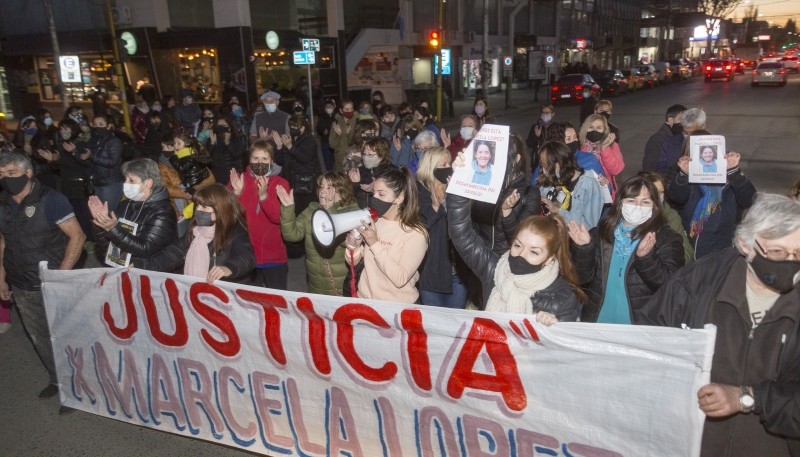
top-left (429, 30), bottom-right (441, 48)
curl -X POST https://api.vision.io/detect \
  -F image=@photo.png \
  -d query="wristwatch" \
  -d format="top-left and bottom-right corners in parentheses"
top-left (739, 386), bottom-right (755, 414)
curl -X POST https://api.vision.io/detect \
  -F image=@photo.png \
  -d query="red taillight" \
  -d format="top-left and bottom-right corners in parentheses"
top-left (780, 69), bottom-right (786, 75)
top-left (705, 65), bottom-right (711, 71)
top-left (574, 85), bottom-right (583, 91)
top-left (725, 65), bottom-right (731, 70)
top-left (752, 70), bottom-right (758, 75)
top-left (552, 85), bottom-right (559, 91)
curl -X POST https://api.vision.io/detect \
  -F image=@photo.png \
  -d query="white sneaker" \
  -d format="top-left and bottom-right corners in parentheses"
top-left (0, 322), bottom-right (10, 334)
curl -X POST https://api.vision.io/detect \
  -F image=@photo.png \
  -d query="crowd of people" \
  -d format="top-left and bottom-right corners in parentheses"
top-left (1, 89), bottom-right (799, 457)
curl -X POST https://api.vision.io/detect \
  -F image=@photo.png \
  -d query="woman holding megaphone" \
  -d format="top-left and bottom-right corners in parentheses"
top-left (344, 167), bottom-right (428, 303)
top-left (277, 172), bottom-right (360, 296)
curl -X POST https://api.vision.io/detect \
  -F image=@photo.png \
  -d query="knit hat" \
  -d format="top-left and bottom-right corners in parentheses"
top-left (260, 91), bottom-right (281, 101)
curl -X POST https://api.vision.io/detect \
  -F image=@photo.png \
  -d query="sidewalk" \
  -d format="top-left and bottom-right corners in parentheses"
top-left (442, 86), bottom-right (546, 130)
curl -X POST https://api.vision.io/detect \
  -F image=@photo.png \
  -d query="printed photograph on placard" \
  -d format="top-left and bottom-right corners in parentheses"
top-left (104, 218), bottom-right (139, 268)
top-left (688, 135), bottom-right (727, 184)
top-left (447, 124), bottom-right (509, 204)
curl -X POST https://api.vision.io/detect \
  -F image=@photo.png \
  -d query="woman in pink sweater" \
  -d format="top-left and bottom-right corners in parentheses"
top-left (229, 140), bottom-right (291, 289)
top-left (579, 114), bottom-right (625, 200)
top-left (345, 167), bottom-right (428, 303)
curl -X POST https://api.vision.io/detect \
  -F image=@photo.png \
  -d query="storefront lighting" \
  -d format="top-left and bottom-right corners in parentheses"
top-left (195, 53), bottom-right (200, 58)
top-left (178, 53), bottom-right (184, 58)
top-left (267, 52), bottom-right (272, 57)
top-left (279, 51), bottom-right (285, 56)
top-left (202, 50), bottom-right (207, 55)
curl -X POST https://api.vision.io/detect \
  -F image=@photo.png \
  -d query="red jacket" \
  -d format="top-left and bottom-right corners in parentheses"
top-left (234, 166), bottom-right (290, 265)
top-left (447, 135), bottom-right (472, 160)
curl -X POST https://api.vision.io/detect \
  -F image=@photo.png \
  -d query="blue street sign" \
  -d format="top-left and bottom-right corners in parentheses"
top-left (301, 38), bottom-right (320, 52)
top-left (293, 51), bottom-right (316, 65)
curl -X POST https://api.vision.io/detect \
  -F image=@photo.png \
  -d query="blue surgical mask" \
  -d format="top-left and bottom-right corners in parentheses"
top-left (43, 117), bottom-right (53, 127)
top-left (232, 107), bottom-right (243, 116)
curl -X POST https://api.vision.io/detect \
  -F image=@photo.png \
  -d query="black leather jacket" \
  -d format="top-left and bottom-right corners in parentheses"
top-left (494, 175), bottom-right (542, 254)
top-left (447, 193), bottom-right (581, 321)
top-left (101, 187), bottom-right (178, 270)
top-left (147, 224), bottom-right (255, 283)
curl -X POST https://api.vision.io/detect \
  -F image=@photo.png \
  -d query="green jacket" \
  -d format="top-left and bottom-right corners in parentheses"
top-left (663, 204), bottom-right (694, 264)
top-left (280, 201), bottom-right (361, 295)
top-left (327, 114), bottom-right (358, 154)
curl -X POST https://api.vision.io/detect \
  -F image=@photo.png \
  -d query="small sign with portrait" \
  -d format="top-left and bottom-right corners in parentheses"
top-left (447, 124), bottom-right (510, 203)
top-left (688, 135), bottom-right (727, 184)
top-left (104, 218), bottom-right (139, 268)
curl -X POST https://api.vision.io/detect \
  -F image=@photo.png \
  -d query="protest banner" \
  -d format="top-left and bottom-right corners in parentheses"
top-left (447, 124), bottom-right (509, 203)
top-left (41, 264), bottom-right (715, 457)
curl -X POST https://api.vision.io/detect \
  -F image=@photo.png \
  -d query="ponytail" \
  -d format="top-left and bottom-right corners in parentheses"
top-left (374, 167), bottom-right (427, 237)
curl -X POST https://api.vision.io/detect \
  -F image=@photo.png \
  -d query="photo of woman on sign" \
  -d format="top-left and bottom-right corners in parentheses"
top-left (471, 140), bottom-right (495, 185)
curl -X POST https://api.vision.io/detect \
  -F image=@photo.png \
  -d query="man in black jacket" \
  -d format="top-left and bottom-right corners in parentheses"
top-left (641, 193), bottom-right (800, 457)
top-left (0, 151), bottom-right (86, 399)
top-left (642, 104), bottom-right (685, 172)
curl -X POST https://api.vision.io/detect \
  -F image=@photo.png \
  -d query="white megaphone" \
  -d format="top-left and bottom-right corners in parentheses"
top-left (312, 207), bottom-right (379, 247)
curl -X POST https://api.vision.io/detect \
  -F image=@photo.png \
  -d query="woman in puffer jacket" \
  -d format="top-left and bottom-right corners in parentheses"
top-left (448, 188), bottom-right (584, 322)
top-left (147, 183), bottom-right (255, 284)
top-left (492, 134), bottom-right (541, 254)
top-left (568, 175), bottom-right (685, 324)
top-left (277, 172), bottom-right (360, 295)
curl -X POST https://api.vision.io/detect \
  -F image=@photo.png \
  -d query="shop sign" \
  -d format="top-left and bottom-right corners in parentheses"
top-left (434, 48), bottom-right (451, 75)
top-left (121, 31), bottom-right (137, 55)
top-left (266, 31), bottom-right (279, 50)
top-left (758, 35), bottom-right (771, 41)
top-left (59, 56), bottom-right (81, 83)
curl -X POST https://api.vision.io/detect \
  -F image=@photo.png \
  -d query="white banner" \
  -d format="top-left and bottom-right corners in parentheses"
top-left (41, 264), bottom-right (715, 457)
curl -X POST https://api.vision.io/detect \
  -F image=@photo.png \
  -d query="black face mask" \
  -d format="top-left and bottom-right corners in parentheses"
top-left (194, 210), bottom-right (215, 227)
top-left (433, 167), bottom-right (454, 185)
top-left (406, 129), bottom-right (419, 141)
top-left (370, 197), bottom-right (394, 217)
top-left (1, 175), bottom-right (29, 196)
top-left (250, 163), bottom-right (271, 177)
top-left (585, 131), bottom-right (605, 143)
top-left (599, 111), bottom-right (611, 120)
top-left (670, 123), bottom-right (683, 135)
top-left (202, 116), bottom-right (215, 125)
top-left (750, 248), bottom-right (800, 294)
top-left (213, 125), bottom-right (230, 135)
top-left (289, 128), bottom-right (302, 138)
top-left (566, 141), bottom-right (580, 155)
top-left (508, 254), bottom-right (544, 275)
top-left (92, 127), bottom-right (110, 138)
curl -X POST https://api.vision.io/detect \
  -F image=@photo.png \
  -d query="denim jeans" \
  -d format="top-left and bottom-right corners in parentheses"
top-left (419, 275), bottom-right (468, 309)
top-left (13, 287), bottom-right (57, 384)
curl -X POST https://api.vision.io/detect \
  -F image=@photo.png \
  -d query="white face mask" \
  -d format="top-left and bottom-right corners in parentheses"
top-left (541, 113), bottom-right (553, 123)
top-left (621, 203), bottom-right (653, 227)
top-left (325, 107), bottom-right (334, 115)
top-left (123, 183), bottom-right (145, 201)
top-left (474, 105), bottom-right (486, 116)
top-left (264, 103), bottom-right (277, 113)
top-left (460, 127), bottom-right (474, 141)
top-left (362, 155), bottom-right (382, 169)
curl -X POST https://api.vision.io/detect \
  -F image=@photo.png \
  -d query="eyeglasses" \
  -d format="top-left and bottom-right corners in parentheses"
top-left (755, 240), bottom-right (800, 261)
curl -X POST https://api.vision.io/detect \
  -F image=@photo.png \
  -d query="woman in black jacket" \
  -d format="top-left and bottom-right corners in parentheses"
top-left (273, 114), bottom-right (321, 214)
top-left (55, 118), bottom-right (92, 239)
top-left (148, 184), bottom-right (255, 284)
top-left (416, 147), bottom-right (469, 308)
top-left (87, 114), bottom-right (125, 212)
top-left (568, 175), bottom-right (685, 324)
top-left (207, 117), bottom-right (245, 185)
top-left (88, 158), bottom-right (178, 270)
top-left (448, 190), bottom-right (583, 322)
top-left (348, 137), bottom-right (395, 209)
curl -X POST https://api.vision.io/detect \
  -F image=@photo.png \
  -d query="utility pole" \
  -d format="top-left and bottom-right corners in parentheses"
top-left (436, 0), bottom-right (443, 121)
top-left (105, 0), bottom-right (132, 134)
top-left (42, 0), bottom-right (68, 112)
top-left (482, 0), bottom-right (489, 93)
top-left (506, 0), bottom-right (527, 109)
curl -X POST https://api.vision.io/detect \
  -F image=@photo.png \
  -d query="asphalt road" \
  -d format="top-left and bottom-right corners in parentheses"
top-left (1, 72), bottom-right (799, 457)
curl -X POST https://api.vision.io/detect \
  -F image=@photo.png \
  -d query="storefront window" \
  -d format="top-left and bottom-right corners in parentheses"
top-left (462, 58), bottom-right (500, 91)
top-left (35, 54), bottom-right (119, 103)
top-left (0, 67), bottom-right (13, 118)
top-left (177, 48), bottom-right (220, 102)
top-left (252, 46), bottom-right (333, 96)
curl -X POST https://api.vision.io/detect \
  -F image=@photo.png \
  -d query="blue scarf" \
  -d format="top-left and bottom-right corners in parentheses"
top-left (613, 223), bottom-right (639, 257)
top-left (690, 185), bottom-right (723, 238)
top-left (702, 162), bottom-right (717, 173)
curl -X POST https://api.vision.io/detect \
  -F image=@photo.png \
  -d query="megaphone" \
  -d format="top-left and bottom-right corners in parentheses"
top-left (312, 207), bottom-right (379, 247)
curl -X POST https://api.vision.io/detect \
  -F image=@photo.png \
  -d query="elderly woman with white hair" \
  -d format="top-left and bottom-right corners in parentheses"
top-left (391, 129), bottom-right (439, 176)
top-left (642, 193), bottom-right (800, 457)
top-left (88, 158), bottom-right (178, 270)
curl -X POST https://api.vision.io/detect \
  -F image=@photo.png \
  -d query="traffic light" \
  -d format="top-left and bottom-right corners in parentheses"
top-left (429, 29), bottom-right (441, 48)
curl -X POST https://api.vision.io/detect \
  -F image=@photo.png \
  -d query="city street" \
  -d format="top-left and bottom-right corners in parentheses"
top-left (1, 73), bottom-right (799, 457)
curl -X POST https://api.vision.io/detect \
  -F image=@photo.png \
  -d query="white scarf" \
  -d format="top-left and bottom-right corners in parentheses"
top-left (486, 252), bottom-right (560, 314)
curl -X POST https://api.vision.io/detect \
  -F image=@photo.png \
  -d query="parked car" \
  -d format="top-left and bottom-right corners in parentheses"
top-left (592, 69), bottom-right (629, 96)
top-left (779, 56), bottom-right (799, 73)
top-left (668, 59), bottom-right (690, 80)
top-left (751, 61), bottom-right (787, 87)
top-left (704, 59), bottom-right (735, 82)
top-left (635, 64), bottom-right (658, 87)
top-left (621, 69), bottom-right (644, 90)
top-left (550, 74), bottom-right (600, 103)
top-left (652, 62), bottom-right (673, 84)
